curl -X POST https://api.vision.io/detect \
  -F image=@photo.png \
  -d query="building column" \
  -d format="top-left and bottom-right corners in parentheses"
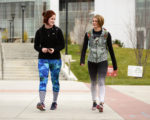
top-left (50, 0), bottom-right (59, 26)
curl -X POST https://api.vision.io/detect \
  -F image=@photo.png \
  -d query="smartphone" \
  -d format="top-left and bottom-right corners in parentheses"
top-left (49, 48), bottom-right (52, 51)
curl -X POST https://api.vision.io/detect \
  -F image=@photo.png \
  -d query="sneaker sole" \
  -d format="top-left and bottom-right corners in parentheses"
top-left (92, 107), bottom-right (97, 110)
top-left (37, 105), bottom-right (46, 111)
top-left (97, 105), bottom-right (103, 112)
top-left (50, 106), bottom-right (57, 110)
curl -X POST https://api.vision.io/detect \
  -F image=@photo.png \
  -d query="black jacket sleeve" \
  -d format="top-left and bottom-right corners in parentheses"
top-left (34, 30), bottom-right (42, 52)
top-left (80, 33), bottom-right (88, 65)
top-left (107, 32), bottom-right (117, 70)
top-left (54, 29), bottom-right (65, 52)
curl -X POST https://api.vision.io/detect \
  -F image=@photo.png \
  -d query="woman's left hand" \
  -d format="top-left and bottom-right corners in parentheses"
top-left (48, 48), bottom-right (54, 54)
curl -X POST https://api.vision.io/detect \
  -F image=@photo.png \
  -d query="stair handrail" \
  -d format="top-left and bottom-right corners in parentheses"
top-left (0, 42), bottom-right (4, 80)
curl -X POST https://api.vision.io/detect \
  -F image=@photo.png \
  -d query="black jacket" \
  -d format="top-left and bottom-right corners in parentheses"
top-left (34, 25), bottom-right (65, 59)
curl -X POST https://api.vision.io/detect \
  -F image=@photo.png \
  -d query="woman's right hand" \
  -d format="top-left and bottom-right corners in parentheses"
top-left (80, 63), bottom-right (85, 66)
top-left (42, 48), bottom-right (48, 53)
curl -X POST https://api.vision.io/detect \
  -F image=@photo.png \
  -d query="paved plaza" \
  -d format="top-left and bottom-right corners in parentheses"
top-left (0, 80), bottom-right (150, 120)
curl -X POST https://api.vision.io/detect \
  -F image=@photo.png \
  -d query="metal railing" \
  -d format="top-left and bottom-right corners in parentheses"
top-left (0, 42), bottom-right (4, 80)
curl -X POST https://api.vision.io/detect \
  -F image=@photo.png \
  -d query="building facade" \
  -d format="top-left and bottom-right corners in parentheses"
top-left (95, 0), bottom-right (150, 49)
top-left (0, 0), bottom-right (150, 49)
top-left (0, 0), bottom-right (49, 42)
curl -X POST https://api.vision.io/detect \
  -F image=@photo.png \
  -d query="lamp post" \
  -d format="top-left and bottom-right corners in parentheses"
top-left (21, 3), bottom-right (26, 43)
top-left (65, 0), bottom-right (68, 55)
top-left (11, 13), bottom-right (15, 42)
top-left (8, 20), bottom-right (12, 42)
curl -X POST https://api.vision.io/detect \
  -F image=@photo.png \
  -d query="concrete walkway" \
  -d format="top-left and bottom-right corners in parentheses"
top-left (0, 80), bottom-right (150, 120)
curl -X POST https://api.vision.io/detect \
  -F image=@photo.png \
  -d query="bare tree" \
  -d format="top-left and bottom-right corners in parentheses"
top-left (70, 0), bottom-right (93, 45)
top-left (126, 0), bottom-right (150, 76)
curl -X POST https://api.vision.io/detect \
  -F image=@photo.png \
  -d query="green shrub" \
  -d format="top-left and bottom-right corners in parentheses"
top-left (2, 29), bottom-right (8, 42)
top-left (24, 31), bottom-right (28, 42)
top-left (112, 39), bottom-right (124, 47)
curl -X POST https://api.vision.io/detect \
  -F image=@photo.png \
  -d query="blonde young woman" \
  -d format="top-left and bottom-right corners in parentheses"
top-left (80, 14), bottom-right (117, 112)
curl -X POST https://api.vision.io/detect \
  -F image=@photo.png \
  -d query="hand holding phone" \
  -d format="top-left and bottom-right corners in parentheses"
top-left (48, 48), bottom-right (54, 54)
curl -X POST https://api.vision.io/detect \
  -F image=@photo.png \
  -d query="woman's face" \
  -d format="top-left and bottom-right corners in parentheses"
top-left (92, 18), bottom-right (100, 29)
top-left (48, 15), bottom-right (56, 26)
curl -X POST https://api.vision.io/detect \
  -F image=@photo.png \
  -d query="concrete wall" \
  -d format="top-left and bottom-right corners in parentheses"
top-left (50, 0), bottom-right (59, 26)
top-left (95, 0), bottom-right (136, 48)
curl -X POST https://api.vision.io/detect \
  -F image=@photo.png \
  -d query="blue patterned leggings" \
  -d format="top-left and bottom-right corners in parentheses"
top-left (38, 59), bottom-right (62, 92)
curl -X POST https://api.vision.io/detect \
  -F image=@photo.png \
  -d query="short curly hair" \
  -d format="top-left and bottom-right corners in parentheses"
top-left (42, 10), bottom-right (56, 24)
top-left (93, 14), bottom-right (104, 28)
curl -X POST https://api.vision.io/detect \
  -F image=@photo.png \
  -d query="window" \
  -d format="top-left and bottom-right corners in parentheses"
top-left (136, 0), bottom-right (150, 49)
top-left (137, 30), bottom-right (144, 49)
top-left (59, 0), bottom-right (94, 33)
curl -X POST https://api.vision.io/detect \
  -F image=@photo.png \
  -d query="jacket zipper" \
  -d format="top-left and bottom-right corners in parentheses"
top-left (96, 39), bottom-right (98, 63)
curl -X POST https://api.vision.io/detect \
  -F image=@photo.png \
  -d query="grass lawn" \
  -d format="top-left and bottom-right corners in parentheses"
top-left (62, 44), bottom-right (150, 85)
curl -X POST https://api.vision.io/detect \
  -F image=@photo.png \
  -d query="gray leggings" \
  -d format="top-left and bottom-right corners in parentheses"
top-left (88, 60), bottom-right (108, 103)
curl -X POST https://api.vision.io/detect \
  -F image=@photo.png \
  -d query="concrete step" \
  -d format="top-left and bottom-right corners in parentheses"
top-left (2, 43), bottom-right (38, 60)
top-left (3, 77), bottom-right (66, 80)
top-left (3, 74), bottom-right (39, 77)
top-left (3, 77), bottom-right (39, 80)
top-left (4, 63), bottom-right (35, 66)
top-left (4, 73), bottom-right (64, 76)
top-left (4, 71), bottom-right (38, 74)
top-left (4, 60), bottom-right (37, 63)
top-left (3, 74), bottom-right (64, 77)
top-left (1, 43), bottom-right (68, 80)
top-left (3, 68), bottom-right (64, 72)
top-left (4, 68), bottom-right (37, 71)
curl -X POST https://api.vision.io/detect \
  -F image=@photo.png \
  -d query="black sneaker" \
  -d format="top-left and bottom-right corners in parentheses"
top-left (37, 102), bottom-right (46, 111)
top-left (92, 102), bottom-right (97, 110)
top-left (50, 102), bottom-right (57, 110)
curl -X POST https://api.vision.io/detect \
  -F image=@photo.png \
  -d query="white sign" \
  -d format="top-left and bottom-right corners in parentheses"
top-left (128, 65), bottom-right (143, 77)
